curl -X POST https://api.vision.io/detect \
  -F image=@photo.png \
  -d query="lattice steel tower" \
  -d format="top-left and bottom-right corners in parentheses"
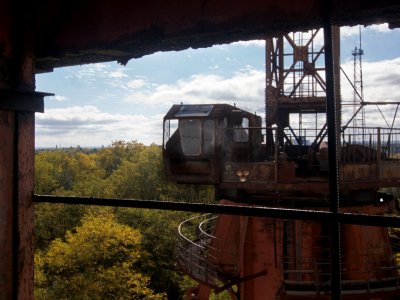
top-left (352, 26), bottom-right (366, 129)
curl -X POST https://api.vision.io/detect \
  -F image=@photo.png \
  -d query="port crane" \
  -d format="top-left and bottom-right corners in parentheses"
top-left (163, 27), bottom-right (400, 299)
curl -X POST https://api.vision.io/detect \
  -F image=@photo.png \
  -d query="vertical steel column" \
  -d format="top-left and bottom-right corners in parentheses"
top-left (0, 2), bottom-right (43, 297)
top-left (0, 100), bottom-right (37, 300)
top-left (323, 8), bottom-right (342, 300)
top-left (0, 101), bottom-right (39, 300)
top-left (0, 111), bottom-right (15, 300)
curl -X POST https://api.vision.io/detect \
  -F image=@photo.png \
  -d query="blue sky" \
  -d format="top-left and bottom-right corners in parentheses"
top-left (35, 24), bottom-right (400, 147)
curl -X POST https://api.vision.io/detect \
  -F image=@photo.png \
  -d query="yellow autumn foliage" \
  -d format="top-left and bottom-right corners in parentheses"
top-left (35, 210), bottom-right (165, 299)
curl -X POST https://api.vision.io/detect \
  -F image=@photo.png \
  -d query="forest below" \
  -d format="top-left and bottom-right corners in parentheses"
top-left (33, 140), bottom-right (400, 299)
top-left (34, 141), bottom-right (222, 299)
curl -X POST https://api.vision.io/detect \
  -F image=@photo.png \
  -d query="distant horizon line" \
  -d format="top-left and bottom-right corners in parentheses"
top-left (35, 143), bottom-right (161, 150)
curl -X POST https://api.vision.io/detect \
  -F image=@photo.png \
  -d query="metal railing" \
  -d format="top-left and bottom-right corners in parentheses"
top-left (176, 214), bottom-right (223, 288)
top-left (281, 126), bottom-right (400, 162)
top-left (341, 127), bottom-right (400, 161)
top-left (177, 213), bottom-right (241, 289)
top-left (196, 125), bottom-right (400, 166)
top-left (281, 254), bottom-right (400, 296)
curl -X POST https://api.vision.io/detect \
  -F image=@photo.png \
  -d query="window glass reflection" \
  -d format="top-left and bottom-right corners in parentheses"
top-left (203, 120), bottom-right (215, 155)
top-left (233, 117), bottom-right (249, 142)
top-left (180, 119), bottom-right (201, 155)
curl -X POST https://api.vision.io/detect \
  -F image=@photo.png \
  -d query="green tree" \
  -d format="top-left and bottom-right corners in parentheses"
top-left (116, 208), bottom-right (192, 299)
top-left (34, 143), bottom-right (216, 299)
top-left (35, 211), bottom-right (164, 299)
top-left (36, 148), bottom-right (107, 196)
top-left (35, 154), bottom-right (60, 194)
top-left (35, 203), bottom-right (87, 250)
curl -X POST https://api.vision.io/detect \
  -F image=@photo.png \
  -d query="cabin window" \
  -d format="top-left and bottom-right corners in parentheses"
top-left (180, 119), bottom-right (202, 156)
top-left (203, 119), bottom-right (215, 155)
top-left (163, 119), bottom-right (178, 148)
top-left (233, 117), bottom-right (249, 142)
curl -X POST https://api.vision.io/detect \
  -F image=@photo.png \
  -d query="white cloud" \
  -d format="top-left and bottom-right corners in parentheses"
top-left (341, 23), bottom-right (392, 39)
top-left (37, 67), bottom-right (267, 147)
top-left (108, 70), bottom-right (128, 78)
top-left (35, 105), bottom-right (163, 147)
top-left (65, 63), bottom-right (128, 82)
top-left (365, 23), bottom-right (392, 33)
top-left (127, 78), bottom-right (148, 89)
top-left (341, 26), bottom-right (363, 39)
top-left (49, 95), bottom-right (68, 102)
top-left (124, 67), bottom-right (265, 113)
top-left (37, 45), bottom-right (400, 148)
top-left (341, 57), bottom-right (400, 102)
top-left (121, 56), bottom-right (400, 129)
top-left (208, 64), bottom-right (219, 70)
top-left (63, 63), bottom-right (131, 91)
top-left (231, 40), bottom-right (265, 47)
top-left (66, 63), bottom-right (109, 80)
top-left (340, 57), bottom-right (400, 127)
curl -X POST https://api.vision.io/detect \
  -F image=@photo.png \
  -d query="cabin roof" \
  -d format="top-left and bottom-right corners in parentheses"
top-left (164, 104), bottom-right (257, 120)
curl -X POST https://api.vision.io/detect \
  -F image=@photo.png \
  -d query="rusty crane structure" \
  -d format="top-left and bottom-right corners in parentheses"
top-left (164, 28), bottom-right (400, 299)
top-left (2, 1), bottom-right (400, 299)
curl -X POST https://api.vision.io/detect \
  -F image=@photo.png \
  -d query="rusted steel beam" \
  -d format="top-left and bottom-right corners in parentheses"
top-left (15, 112), bottom-right (35, 300)
top-left (0, 111), bottom-right (15, 300)
top-left (323, 0), bottom-right (342, 294)
top-left (0, 9), bottom-right (43, 295)
top-left (0, 90), bottom-right (51, 113)
top-left (0, 108), bottom-right (37, 300)
top-left (24, 0), bottom-right (400, 71)
top-left (33, 194), bottom-right (400, 228)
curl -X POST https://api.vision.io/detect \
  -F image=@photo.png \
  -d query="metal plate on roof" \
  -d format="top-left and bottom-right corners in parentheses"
top-left (175, 105), bottom-right (214, 117)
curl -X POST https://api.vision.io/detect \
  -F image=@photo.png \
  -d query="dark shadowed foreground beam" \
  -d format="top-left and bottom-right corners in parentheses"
top-left (0, 84), bottom-right (40, 300)
top-left (34, 194), bottom-right (400, 228)
top-left (31, 0), bottom-right (400, 71)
